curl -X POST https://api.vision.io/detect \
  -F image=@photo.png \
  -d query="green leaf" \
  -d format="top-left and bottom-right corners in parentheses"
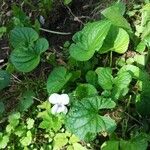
top-left (37, 101), bottom-right (51, 110)
top-left (53, 133), bottom-right (68, 150)
top-left (74, 84), bottom-right (98, 99)
top-left (10, 45), bottom-right (41, 73)
top-left (100, 26), bottom-right (129, 54)
top-left (10, 47), bottom-right (40, 72)
top-left (118, 65), bottom-right (149, 81)
top-left (64, 0), bottom-right (72, 5)
top-left (69, 20), bottom-right (111, 61)
top-left (101, 141), bottom-right (119, 150)
top-left (86, 70), bottom-right (98, 87)
top-left (136, 41), bottom-right (146, 53)
top-left (37, 108), bottom-right (63, 132)
top-left (72, 143), bottom-right (87, 150)
top-left (69, 134), bottom-right (79, 144)
top-left (0, 70), bottom-right (10, 90)
top-left (0, 134), bottom-right (9, 149)
top-left (112, 71), bottom-right (132, 100)
top-left (8, 112), bottom-right (21, 128)
top-left (136, 92), bottom-right (150, 116)
top-left (101, 134), bottom-right (148, 150)
top-left (96, 67), bottom-right (113, 90)
top-left (134, 54), bottom-right (145, 66)
top-left (66, 96), bottom-right (116, 141)
top-left (47, 67), bottom-right (72, 94)
top-left (12, 5), bottom-right (30, 27)
top-left (17, 91), bottom-right (35, 112)
top-left (20, 131), bottom-right (32, 146)
top-left (10, 27), bottom-right (38, 48)
top-left (10, 27), bottom-right (49, 72)
top-left (141, 3), bottom-right (150, 39)
top-left (120, 135), bottom-right (148, 150)
top-left (34, 38), bottom-right (49, 54)
top-left (26, 118), bottom-right (34, 129)
top-left (15, 125), bottom-right (26, 137)
top-left (101, 3), bottom-right (132, 32)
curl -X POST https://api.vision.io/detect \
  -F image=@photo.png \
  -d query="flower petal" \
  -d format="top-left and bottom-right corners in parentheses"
top-left (63, 106), bottom-right (68, 114)
top-left (60, 94), bottom-right (70, 105)
top-left (51, 104), bottom-right (59, 114)
top-left (51, 104), bottom-right (68, 115)
top-left (49, 93), bottom-right (60, 104)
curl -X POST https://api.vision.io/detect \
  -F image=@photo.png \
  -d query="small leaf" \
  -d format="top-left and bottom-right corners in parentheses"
top-left (86, 70), bottom-right (98, 87)
top-left (53, 133), bottom-right (68, 150)
top-left (20, 131), bottom-right (32, 146)
top-left (38, 110), bottom-right (63, 132)
top-left (0, 70), bottom-right (10, 90)
top-left (0, 134), bottom-right (9, 149)
top-left (74, 84), bottom-right (98, 99)
top-left (17, 91), bottom-right (35, 112)
top-left (101, 2), bottom-right (132, 32)
top-left (47, 67), bottom-right (72, 94)
top-left (118, 65), bottom-right (149, 81)
top-left (15, 125), bottom-right (26, 137)
top-left (8, 112), bottom-right (21, 128)
top-left (69, 20), bottom-right (111, 61)
top-left (136, 41), bottom-right (146, 53)
top-left (26, 118), bottom-right (34, 129)
top-left (66, 96), bottom-right (116, 141)
top-left (34, 38), bottom-right (49, 54)
top-left (112, 71), bottom-right (132, 100)
top-left (64, 0), bottom-right (72, 5)
top-left (96, 67), bottom-right (113, 90)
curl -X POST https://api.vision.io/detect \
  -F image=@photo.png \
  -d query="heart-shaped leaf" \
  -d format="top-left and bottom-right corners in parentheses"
top-left (10, 27), bottom-right (49, 72)
top-left (66, 96), bottom-right (116, 141)
top-left (69, 20), bottom-right (111, 61)
top-left (47, 67), bottom-right (72, 94)
top-left (96, 67), bottom-right (113, 90)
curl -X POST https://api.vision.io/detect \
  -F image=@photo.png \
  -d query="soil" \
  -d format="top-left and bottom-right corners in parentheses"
top-left (0, 0), bottom-right (116, 115)
top-left (0, 0), bottom-right (115, 61)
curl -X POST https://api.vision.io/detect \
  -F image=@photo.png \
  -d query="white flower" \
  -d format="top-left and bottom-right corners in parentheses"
top-left (49, 93), bottom-right (69, 115)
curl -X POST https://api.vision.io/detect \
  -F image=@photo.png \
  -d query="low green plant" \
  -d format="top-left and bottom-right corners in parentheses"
top-left (0, 1), bottom-right (150, 149)
top-left (10, 27), bottom-right (49, 72)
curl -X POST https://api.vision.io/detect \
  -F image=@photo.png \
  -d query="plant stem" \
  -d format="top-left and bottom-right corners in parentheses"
top-left (40, 28), bottom-right (72, 35)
